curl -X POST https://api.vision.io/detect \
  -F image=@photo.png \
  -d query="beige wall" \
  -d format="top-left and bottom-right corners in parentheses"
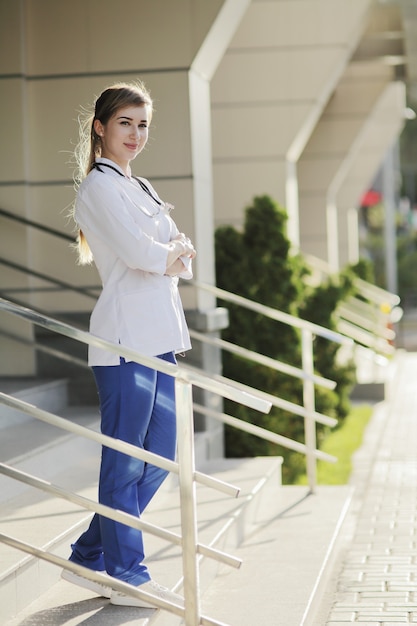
top-left (0, 0), bottom-right (227, 300)
top-left (0, 0), bottom-right (247, 375)
top-left (0, 2), bottom-right (33, 375)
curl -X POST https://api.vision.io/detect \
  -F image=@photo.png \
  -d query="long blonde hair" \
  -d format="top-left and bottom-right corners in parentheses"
top-left (72, 81), bottom-right (153, 264)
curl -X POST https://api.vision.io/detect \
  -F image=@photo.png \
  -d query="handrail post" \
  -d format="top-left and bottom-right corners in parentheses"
top-left (301, 328), bottom-right (317, 493)
top-left (175, 376), bottom-right (201, 626)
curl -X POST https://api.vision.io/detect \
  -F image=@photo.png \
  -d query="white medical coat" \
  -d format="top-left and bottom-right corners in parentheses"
top-left (75, 158), bottom-right (192, 366)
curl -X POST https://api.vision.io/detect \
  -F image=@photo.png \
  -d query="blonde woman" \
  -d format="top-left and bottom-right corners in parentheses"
top-left (62, 82), bottom-right (195, 608)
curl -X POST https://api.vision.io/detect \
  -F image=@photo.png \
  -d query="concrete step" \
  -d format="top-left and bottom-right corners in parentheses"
top-left (2, 481), bottom-right (353, 626)
top-left (0, 404), bottom-right (101, 500)
top-left (0, 380), bottom-right (354, 626)
top-left (0, 379), bottom-right (283, 624)
top-left (0, 403), bottom-right (101, 625)
top-left (201, 484), bottom-right (353, 626)
top-left (2, 454), bottom-right (283, 626)
top-left (0, 378), bottom-right (70, 428)
top-left (148, 456), bottom-right (285, 626)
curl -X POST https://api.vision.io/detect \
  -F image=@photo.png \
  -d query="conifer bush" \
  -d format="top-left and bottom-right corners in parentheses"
top-left (215, 195), bottom-right (357, 483)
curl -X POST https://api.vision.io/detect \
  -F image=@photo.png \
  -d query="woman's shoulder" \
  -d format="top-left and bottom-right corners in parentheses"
top-left (76, 169), bottom-right (95, 193)
top-left (78, 168), bottom-right (117, 199)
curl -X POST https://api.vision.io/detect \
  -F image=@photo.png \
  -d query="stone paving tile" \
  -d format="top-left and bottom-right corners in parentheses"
top-left (328, 612), bottom-right (357, 621)
top-left (323, 353), bottom-right (417, 625)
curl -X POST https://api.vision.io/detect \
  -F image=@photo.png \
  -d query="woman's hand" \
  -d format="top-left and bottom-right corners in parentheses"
top-left (165, 258), bottom-right (187, 276)
top-left (172, 233), bottom-right (196, 258)
top-left (165, 233), bottom-right (196, 275)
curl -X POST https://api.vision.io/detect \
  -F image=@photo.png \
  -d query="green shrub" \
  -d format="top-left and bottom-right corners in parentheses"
top-left (215, 195), bottom-right (357, 483)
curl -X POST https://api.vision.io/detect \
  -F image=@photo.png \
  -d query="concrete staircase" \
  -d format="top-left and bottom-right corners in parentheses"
top-left (0, 379), bottom-right (352, 626)
top-left (0, 379), bottom-right (101, 623)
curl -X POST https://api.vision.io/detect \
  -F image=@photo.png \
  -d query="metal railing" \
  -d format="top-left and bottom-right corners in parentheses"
top-left (0, 206), bottom-right (383, 483)
top-left (0, 207), bottom-right (345, 485)
top-left (189, 280), bottom-right (353, 490)
top-left (0, 275), bottom-right (351, 623)
top-left (0, 204), bottom-right (397, 357)
top-left (0, 297), bottom-right (271, 626)
top-left (0, 205), bottom-right (100, 307)
top-left (0, 256), bottom-right (99, 301)
top-left (0, 206), bottom-right (74, 242)
top-left (0, 204), bottom-right (394, 621)
top-left (0, 299), bottom-right (341, 482)
top-left (303, 252), bottom-right (401, 355)
top-left (0, 216), bottom-right (352, 492)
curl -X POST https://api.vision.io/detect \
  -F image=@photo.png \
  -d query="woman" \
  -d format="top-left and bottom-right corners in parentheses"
top-left (61, 81), bottom-right (196, 608)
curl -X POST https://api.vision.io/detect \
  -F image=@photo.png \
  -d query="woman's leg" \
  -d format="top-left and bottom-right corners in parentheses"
top-left (136, 351), bottom-right (177, 512)
top-left (95, 354), bottom-right (177, 585)
top-left (68, 514), bottom-right (105, 571)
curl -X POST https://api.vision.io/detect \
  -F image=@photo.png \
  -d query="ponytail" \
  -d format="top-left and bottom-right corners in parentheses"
top-left (74, 230), bottom-right (93, 266)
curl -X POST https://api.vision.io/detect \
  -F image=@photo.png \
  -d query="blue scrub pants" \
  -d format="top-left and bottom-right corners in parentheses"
top-left (68, 352), bottom-right (177, 586)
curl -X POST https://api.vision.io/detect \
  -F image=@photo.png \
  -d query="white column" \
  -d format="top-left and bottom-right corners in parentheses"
top-left (347, 207), bottom-right (360, 264)
top-left (285, 159), bottom-right (300, 250)
top-left (382, 145), bottom-right (398, 294)
top-left (326, 200), bottom-right (339, 272)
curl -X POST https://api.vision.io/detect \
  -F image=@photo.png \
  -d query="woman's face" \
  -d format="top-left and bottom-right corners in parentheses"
top-left (94, 104), bottom-right (150, 173)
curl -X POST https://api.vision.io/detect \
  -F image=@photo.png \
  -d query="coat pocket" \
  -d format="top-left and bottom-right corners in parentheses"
top-left (117, 288), bottom-right (177, 351)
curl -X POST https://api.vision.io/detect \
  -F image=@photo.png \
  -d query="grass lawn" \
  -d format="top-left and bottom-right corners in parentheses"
top-left (296, 403), bottom-right (373, 485)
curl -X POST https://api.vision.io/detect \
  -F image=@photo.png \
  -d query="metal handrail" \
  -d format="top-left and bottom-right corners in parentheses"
top-left (0, 324), bottom-right (338, 445)
top-left (0, 296), bottom-right (341, 431)
top-left (337, 300), bottom-right (395, 341)
top-left (189, 328), bottom-right (336, 390)
top-left (1, 229), bottom-right (347, 489)
top-left (0, 393), bottom-right (237, 625)
top-left (0, 297), bottom-right (272, 626)
top-left (354, 276), bottom-right (400, 307)
top-left (0, 298), bottom-right (271, 414)
top-left (199, 368), bottom-right (337, 427)
top-left (190, 280), bottom-right (352, 345)
top-left (1, 206), bottom-right (394, 352)
top-left (193, 402), bottom-right (336, 463)
top-left (303, 252), bottom-right (400, 305)
top-left (0, 534), bottom-right (224, 626)
top-left (0, 327), bottom-right (88, 368)
top-left (337, 319), bottom-right (396, 355)
top-left (0, 206), bottom-right (74, 241)
top-left (303, 252), bottom-right (400, 352)
top-left (190, 279), bottom-right (351, 490)
top-left (1, 282), bottom-right (344, 492)
top-left (0, 462), bottom-right (241, 569)
top-left (0, 257), bottom-right (99, 301)
top-left (0, 207), bottom-right (387, 619)
top-left (0, 392), bottom-right (239, 498)
top-left (0, 282), bottom-right (350, 621)
top-left (0, 205), bottom-right (99, 307)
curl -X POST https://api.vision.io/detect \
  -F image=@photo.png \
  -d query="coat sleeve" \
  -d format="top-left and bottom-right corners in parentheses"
top-left (75, 175), bottom-right (170, 275)
top-left (166, 215), bottom-right (193, 280)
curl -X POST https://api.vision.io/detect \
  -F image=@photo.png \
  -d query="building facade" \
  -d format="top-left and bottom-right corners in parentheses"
top-left (0, 0), bottom-right (414, 451)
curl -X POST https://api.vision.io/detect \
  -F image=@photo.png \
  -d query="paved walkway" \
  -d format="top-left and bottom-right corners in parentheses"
top-left (323, 351), bottom-right (417, 625)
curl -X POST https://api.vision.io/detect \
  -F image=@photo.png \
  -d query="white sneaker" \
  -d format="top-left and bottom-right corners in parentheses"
top-left (110, 579), bottom-right (184, 608)
top-left (61, 568), bottom-right (112, 598)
